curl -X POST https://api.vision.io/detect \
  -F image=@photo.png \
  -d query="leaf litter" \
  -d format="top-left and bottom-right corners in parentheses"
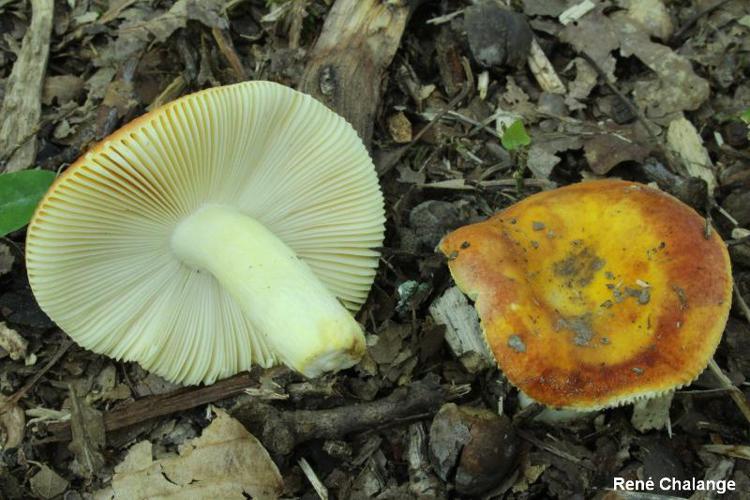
top-left (99, 409), bottom-right (283, 500)
top-left (1, 0), bottom-right (750, 498)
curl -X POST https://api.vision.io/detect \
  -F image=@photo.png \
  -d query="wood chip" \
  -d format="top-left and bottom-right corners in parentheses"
top-left (559, 0), bottom-right (596, 25)
top-left (527, 38), bottom-right (566, 94)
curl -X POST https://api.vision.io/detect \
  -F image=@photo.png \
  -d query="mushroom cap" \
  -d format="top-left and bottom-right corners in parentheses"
top-left (26, 81), bottom-right (385, 384)
top-left (439, 180), bottom-right (732, 410)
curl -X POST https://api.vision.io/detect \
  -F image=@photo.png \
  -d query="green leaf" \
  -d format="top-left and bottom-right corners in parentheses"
top-left (739, 108), bottom-right (750, 124)
top-left (501, 119), bottom-right (531, 151)
top-left (0, 169), bottom-right (56, 236)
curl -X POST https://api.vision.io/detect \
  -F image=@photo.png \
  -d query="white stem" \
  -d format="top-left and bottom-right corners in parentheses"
top-left (171, 205), bottom-right (365, 377)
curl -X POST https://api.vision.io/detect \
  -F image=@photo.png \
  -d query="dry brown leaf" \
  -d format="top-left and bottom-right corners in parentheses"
top-left (613, 13), bottom-right (709, 122)
top-left (527, 145), bottom-right (561, 179)
top-left (583, 124), bottom-right (651, 174)
top-left (527, 132), bottom-right (583, 179)
top-left (0, 322), bottom-right (27, 361)
top-left (121, 0), bottom-right (228, 44)
top-left (565, 57), bottom-right (598, 111)
top-left (559, 4), bottom-right (709, 123)
top-left (666, 116), bottom-right (717, 192)
top-left (98, 0), bottom-right (228, 69)
top-left (0, 395), bottom-right (25, 450)
top-left (106, 409), bottom-right (283, 500)
top-left (29, 465), bottom-right (69, 499)
top-left (558, 6), bottom-right (619, 79)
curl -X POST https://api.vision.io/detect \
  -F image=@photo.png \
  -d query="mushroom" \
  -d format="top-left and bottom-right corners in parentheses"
top-left (26, 81), bottom-right (385, 385)
top-left (439, 180), bottom-right (732, 411)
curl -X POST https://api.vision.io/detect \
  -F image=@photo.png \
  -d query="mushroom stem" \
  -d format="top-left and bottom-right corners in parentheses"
top-left (171, 205), bottom-right (366, 377)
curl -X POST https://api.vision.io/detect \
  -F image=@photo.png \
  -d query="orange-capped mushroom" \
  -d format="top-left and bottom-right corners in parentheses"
top-left (439, 180), bottom-right (732, 410)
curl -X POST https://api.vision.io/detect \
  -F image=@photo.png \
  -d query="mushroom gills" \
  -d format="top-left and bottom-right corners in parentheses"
top-left (171, 204), bottom-right (365, 377)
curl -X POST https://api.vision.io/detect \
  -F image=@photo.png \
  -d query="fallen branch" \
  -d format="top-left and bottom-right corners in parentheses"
top-left (231, 375), bottom-right (467, 456)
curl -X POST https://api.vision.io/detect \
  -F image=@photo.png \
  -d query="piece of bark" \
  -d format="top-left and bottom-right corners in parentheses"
top-left (429, 287), bottom-right (494, 373)
top-left (299, 0), bottom-right (418, 147)
top-left (231, 375), bottom-right (458, 457)
top-left (0, 0), bottom-right (54, 172)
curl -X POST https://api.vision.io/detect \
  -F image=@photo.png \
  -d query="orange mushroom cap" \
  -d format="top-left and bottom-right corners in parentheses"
top-left (439, 180), bottom-right (732, 410)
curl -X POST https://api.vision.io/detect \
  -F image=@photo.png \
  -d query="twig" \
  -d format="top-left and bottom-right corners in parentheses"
top-left (0, 337), bottom-right (73, 416)
top-left (577, 51), bottom-right (661, 142)
top-left (43, 371), bottom-right (260, 442)
top-left (299, 457), bottom-right (329, 500)
top-left (426, 9), bottom-right (464, 25)
top-left (734, 285), bottom-right (750, 326)
top-left (211, 27), bottom-right (247, 81)
top-left (671, 0), bottom-right (733, 43)
top-left (707, 358), bottom-right (750, 426)
top-left (516, 429), bottom-right (596, 470)
top-left (727, 234), bottom-right (750, 247)
top-left (418, 178), bottom-right (555, 191)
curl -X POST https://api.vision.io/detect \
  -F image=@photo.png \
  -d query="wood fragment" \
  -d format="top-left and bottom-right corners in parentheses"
top-left (527, 38), bottom-right (566, 95)
top-left (299, 0), bottom-right (418, 147)
top-left (0, 0), bottom-right (54, 172)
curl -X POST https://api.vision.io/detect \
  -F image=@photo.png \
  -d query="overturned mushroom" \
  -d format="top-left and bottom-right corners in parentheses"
top-left (439, 180), bottom-right (732, 410)
top-left (26, 81), bottom-right (385, 385)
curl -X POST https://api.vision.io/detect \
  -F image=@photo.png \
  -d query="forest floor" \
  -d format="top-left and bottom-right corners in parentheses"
top-left (1, 0), bottom-right (750, 498)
